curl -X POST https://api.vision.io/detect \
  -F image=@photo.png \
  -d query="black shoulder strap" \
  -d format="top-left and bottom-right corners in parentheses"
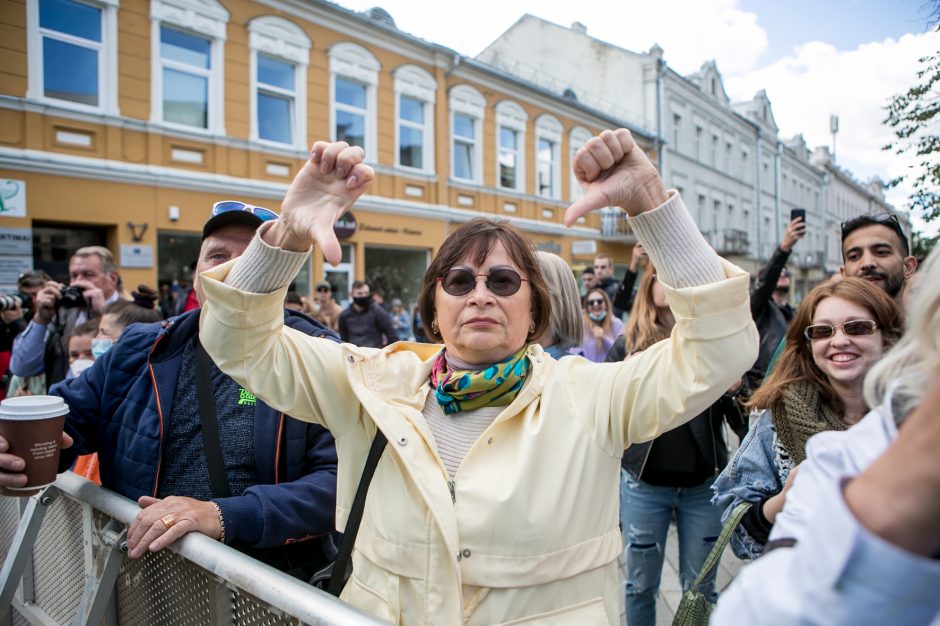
top-left (327, 429), bottom-right (388, 596)
top-left (194, 340), bottom-right (232, 499)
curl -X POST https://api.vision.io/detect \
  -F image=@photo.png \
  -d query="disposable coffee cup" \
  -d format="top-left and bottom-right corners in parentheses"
top-left (0, 395), bottom-right (69, 497)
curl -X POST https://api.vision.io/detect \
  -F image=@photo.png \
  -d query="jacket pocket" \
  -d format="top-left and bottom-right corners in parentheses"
top-left (494, 597), bottom-right (609, 625)
top-left (339, 551), bottom-right (400, 623)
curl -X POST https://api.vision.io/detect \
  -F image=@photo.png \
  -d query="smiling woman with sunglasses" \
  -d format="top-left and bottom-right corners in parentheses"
top-left (712, 277), bottom-right (902, 561)
top-left (197, 130), bottom-right (759, 625)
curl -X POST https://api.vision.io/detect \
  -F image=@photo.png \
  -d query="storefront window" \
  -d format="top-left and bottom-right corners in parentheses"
top-left (157, 231), bottom-right (201, 296)
top-left (364, 246), bottom-right (429, 314)
top-left (32, 222), bottom-right (108, 283)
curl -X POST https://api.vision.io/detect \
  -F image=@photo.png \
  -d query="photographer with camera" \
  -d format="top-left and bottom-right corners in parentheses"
top-left (9, 247), bottom-right (120, 388)
top-left (1, 271), bottom-right (51, 399)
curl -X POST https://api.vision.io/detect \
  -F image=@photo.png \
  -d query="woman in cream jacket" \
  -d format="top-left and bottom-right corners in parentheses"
top-left (199, 129), bottom-right (758, 625)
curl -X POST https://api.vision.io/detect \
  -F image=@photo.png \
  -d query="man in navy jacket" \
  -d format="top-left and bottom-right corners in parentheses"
top-left (0, 206), bottom-right (339, 576)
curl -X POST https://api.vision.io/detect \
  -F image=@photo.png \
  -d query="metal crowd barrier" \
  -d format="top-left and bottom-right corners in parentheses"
top-left (0, 472), bottom-right (387, 626)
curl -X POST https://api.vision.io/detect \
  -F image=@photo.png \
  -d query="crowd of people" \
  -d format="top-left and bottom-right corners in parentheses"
top-left (0, 127), bottom-right (936, 625)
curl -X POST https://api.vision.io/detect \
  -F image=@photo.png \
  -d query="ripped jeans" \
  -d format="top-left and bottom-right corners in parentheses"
top-left (619, 469), bottom-right (722, 626)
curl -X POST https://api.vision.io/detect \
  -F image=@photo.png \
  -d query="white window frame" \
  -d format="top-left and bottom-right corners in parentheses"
top-left (248, 16), bottom-right (310, 150)
top-left (393, 64), bottom-right (436, 173)
top-left (495, 100), bottom-right (527, 192)
top-left (26, 0), bottom-right (119, 114)
top-left (535, 114), bottom-right (563, 200)
top-left (569, 126), bottom-right (592, 202)
top-left (150, 0), bottom-right (228, 134)
top-left (449, 84), bottom-right (485, 184)
top-left (329, 42), bottom-right (379, 162)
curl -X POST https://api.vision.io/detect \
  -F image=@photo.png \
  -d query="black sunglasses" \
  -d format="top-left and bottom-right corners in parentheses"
top-left (316, 286), bottom-right (331, 293)
top-left (804, 319), bottom-right (878, 341)
top-left (436, 267), bottom-right (527, 297)
top-left (586, 298), bottom-right (606, 306)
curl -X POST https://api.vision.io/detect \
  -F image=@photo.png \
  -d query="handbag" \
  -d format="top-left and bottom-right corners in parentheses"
top-left (671, 502), bottom-right (751, 626)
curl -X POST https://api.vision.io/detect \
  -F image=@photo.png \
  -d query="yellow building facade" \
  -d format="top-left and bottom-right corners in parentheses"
top-left (0, 0), bottom-right (648, 305)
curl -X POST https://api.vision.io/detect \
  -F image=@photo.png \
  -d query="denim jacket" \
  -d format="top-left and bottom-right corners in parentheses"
top-left (711, 409), bottom-right (794, 559)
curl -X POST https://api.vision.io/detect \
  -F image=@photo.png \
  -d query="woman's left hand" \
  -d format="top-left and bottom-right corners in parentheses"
top-left (565, 128), bottom-right (669, 226)
top-left (270, 141), bottom-right (375, 264)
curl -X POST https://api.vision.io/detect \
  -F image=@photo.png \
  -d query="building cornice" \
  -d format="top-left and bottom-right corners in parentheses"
top-left (0, 96), bottom-right (311, 161)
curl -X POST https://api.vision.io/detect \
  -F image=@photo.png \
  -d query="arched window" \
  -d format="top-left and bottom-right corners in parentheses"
top-left (449, 85), bottom-right (486, 183)
top-left (568, 126), bottom-right (592, 201)
top-left (535, 114), bottom-right (563, 199)
top-left (329, 42), bottom-right (380, 161)
top-left (150, 0), bottom-right (229, 132)
top-left (27, 0), bottom-right (120, 114)
top-left (394, 64), bottom-right (436, 172)
top-left (248, 16), bottom-right (311, 149)
top-left (495, 100), bottom-right (527, 192)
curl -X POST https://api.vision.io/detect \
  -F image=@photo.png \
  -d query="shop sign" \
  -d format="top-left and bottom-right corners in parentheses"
top-left (0, 179), bottom-right (26, 218)
top-left (359, 223), bottom-right (423, 236)
top-left (0, 257), bottom-right (32, 292)
top-left (571, 240), bottom-right (597, 256)
top-left (334, 212), bottom-right (357, 240)
top-left (120, 244), bottom-right (154, 268)
top-left (534, 241), bottom-right (562, 254)
top-left (0, 228), bottom-right (32, 255)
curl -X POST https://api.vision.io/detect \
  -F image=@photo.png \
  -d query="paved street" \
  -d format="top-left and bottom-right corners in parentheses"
top-left (653, 523), bottom-right (744, 625)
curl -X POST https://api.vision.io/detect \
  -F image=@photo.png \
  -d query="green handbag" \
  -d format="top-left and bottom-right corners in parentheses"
top-left (671, 502), bottom-right (751, 626)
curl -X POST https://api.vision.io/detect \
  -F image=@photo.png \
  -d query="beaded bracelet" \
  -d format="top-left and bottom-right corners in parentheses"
top-left (209, 501), bottom-right (226, 543)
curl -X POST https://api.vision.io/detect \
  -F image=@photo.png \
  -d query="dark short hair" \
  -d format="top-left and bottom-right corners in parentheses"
top-left (17, 270), bottom-right (51, 290)
top-left (841, 213), bottom-right (909, 257)
top-left (582, 267), bottom-right (595, 275)
top-left (417, 218), bottom-right (551, 344)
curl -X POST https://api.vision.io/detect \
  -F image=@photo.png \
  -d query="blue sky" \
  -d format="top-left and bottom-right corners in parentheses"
top-left (741, 0), bottom-right (932, 63)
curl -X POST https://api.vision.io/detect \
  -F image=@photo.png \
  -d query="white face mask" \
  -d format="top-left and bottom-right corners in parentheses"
top-left (91, 338), bottom-right (113, 359)
top-left (69, 358), bottom-right (95, 378)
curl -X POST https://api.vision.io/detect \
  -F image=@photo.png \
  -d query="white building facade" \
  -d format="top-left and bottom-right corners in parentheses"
top-left (478, 15), bottom-right (905, 291)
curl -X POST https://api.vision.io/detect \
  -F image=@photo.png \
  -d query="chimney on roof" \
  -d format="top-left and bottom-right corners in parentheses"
top-left (571, 21), bottom-right (587, 34)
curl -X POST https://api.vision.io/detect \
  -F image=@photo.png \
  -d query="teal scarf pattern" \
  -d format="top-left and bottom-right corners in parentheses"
top-left (430, 346), bottom-right (530, 415)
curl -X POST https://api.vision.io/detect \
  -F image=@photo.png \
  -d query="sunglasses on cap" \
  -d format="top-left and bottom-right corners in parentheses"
top-left (436, 267), bottom-right (528, 297)
top-left (586, 298), bottom-right (606, 307)
top-left (803, 319), bottom-right (878, 341)
top-left (211, 200), bottom-right (279, 222)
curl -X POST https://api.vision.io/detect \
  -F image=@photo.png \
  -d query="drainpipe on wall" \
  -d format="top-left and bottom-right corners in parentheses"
top-left (755, 128), bottom-right (763, 262)
top-left (656, 58), bottom-right (666, 176)
top-left (775, 141), bottom-right (783, 251)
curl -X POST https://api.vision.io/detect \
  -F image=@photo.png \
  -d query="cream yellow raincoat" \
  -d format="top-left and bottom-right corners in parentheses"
top-left (200, 258), bottom-right (757, 625)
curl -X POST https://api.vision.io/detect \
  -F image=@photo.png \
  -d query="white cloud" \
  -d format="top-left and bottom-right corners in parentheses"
top-left (724, 31), bottom-right (940, 235)
top-left (338, 0), bottom-right (769, 74)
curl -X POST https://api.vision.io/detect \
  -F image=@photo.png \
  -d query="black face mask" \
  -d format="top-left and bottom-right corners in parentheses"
top-left (353, 296), bottom-right (371, 308)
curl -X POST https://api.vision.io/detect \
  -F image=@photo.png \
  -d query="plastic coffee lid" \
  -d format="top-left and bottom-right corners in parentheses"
top-left (0, 395), bottom-right (69, 420)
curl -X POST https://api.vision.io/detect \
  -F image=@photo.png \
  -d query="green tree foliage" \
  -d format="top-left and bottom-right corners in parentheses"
top-left (883, 51), bottom-right (940, 223)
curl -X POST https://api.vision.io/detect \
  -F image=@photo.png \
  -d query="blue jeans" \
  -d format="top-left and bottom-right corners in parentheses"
top-left (620, 469), bottom-right (723, 626)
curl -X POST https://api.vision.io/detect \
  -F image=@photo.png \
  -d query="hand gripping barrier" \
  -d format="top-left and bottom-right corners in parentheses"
top-left (0, 472), bottom-right (388, 626)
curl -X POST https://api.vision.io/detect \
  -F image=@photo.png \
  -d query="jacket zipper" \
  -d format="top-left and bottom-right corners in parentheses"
top-left (147, 330), bottom-right (169, 497)
top-left (274, 414), bottom-right (284, 484)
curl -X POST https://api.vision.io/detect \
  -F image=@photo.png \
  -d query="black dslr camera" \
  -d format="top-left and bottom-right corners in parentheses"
top-left (57, 285), bottom-right (88, 310)
top-left (0, 292), bottom-right (34, 312)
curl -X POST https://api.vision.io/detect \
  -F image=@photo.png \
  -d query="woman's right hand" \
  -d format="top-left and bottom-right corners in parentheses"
top-left (268, 141), bottom-right (375, 264)
top-left (591, 325), bottom-right (606, 342)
